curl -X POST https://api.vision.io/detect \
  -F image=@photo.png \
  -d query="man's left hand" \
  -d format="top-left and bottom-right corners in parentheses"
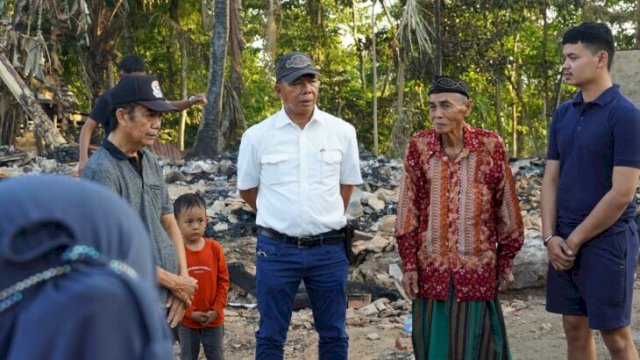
top-left (498, 271), bottom-right (514, 291)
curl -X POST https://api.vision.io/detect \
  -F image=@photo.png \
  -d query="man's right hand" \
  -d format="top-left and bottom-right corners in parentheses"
top-left (170, 274), bottom-right (198, 306)
top-left (402, 271), bottom-right (419, 300)
top-left (547, 236), bottom-right (575, 271)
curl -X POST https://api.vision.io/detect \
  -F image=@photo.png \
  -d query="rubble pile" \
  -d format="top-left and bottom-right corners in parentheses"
top-left (159, 152), bottom-right (553, 294)
top-left (0, 145), bottom-right (555, 292)
top-left (0, 146), bottom-right (593, 357)
top-left (0, 146), bottom-right (74, 176)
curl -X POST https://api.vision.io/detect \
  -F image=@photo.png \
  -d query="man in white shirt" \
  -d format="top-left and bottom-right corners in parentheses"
top-left (237, 51), bottom-right (363, 360)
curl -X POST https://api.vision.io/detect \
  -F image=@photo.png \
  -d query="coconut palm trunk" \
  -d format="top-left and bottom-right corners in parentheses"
top-left (189, 0), bottom-right (229, 159)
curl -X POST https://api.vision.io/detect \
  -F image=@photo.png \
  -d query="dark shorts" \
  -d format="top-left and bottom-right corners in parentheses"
top-left (546, 220), bottom-right (639, 330)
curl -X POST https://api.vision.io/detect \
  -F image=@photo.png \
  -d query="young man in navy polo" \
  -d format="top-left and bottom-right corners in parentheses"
top-left (541, 22), bottom-right (640, 360)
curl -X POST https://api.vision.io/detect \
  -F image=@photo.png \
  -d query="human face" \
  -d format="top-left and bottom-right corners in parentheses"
top-left (276, 75), bottom-right (319, 120)
top-left (116, 105), bottom-right (162, 148)
top-left (428, 92), bottom-right (471, 135)
top-left (176, 206), bottom-right (207, 244)
top-left (561, 42), bottom-right (606, 87)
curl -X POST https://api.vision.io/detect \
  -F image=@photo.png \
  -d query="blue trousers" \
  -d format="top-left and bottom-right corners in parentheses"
top-left (255, 234), bottom-right (349, 360)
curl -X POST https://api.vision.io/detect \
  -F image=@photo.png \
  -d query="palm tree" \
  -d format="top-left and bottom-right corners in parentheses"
top-left (389, 0), bottom-right (434, 157)
top-left (188, 0), bottom-right (229, 159)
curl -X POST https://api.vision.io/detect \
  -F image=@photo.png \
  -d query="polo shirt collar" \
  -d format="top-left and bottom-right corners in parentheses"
top-left (275, 106), bottom-right (324, 128)
top-left (101, 138), bottom-right (144, 161)
top-left (571, 84), bottom-right (620, 107)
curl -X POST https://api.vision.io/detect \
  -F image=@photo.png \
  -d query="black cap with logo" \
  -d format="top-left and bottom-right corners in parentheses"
top-left (275, 52), bottom-right (320, 84)
top-left (111, 75), bottom-right (177, 112)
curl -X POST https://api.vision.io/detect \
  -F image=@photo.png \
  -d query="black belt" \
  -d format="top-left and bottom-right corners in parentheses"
top-left (258, 227), bottom-right (345, 247)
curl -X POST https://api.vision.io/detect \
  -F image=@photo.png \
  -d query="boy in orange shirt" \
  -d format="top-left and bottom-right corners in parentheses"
top-left (174, 193), bottom-right (230, 360)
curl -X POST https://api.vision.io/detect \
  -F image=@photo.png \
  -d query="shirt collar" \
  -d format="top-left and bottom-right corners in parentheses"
top-left (571, 84), bottom-right (620, 107)
top-left (274, 106), bottom-right (324, 128)
top-left (101, 138), bottom-right (144, 161)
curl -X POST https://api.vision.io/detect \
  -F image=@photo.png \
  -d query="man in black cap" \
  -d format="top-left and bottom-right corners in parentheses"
top-left (78, 54), bottom-right (207, 175)
top-left (82, 75), bottom-right (198, 329)
top-left (237, 51), bottom-right (362, 360)
top-left (395, 76), bottom-right (524, 359)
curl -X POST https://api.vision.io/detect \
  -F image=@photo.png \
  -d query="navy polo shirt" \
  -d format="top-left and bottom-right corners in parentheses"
top-left (547, 84), bottom-right (640, 235)
top-left (89, 87), bottom-right (115, 133)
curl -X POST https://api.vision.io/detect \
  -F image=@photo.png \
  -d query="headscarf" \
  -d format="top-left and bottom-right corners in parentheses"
top-left (0, 175), bottom-right (173, 360)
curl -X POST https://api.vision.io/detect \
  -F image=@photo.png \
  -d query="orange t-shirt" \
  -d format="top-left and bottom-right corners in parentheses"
top-left (181, 238), bottom-right (229, 328)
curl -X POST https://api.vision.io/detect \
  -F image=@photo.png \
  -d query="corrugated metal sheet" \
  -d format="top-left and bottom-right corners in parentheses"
top-left (148, 141), bottom-right (184, 162)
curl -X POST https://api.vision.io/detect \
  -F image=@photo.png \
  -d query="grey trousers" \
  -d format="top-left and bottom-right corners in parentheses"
top-left (178, 325), bottom-right (225, 360)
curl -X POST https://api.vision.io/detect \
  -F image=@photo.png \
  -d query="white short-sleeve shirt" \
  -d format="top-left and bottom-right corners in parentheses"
top-left (237, 107), bottom-right (363, 236)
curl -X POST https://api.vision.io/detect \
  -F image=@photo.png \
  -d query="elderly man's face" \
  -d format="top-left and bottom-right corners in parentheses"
top-left (276, 74), bottom-right (319, 119)
top-left (115, 104), bottom-right (163, 148)
top-left (428, 92), bottom-right (471, 135)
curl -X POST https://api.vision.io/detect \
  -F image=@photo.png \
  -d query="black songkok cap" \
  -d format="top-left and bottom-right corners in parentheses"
top-left (428, 76), bottom-right (470, 98)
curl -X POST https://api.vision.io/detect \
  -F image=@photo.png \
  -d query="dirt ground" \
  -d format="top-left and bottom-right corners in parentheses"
top-left (184, 283), bottom-right (640, 360)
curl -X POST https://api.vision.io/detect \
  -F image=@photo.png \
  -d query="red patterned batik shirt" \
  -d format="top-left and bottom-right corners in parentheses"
top-left (395, 124), bottom-right (524, 301)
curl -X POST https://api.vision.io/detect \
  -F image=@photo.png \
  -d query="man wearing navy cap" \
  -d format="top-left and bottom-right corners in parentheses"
top-left (82, 75), bottom-right (198, 329)
top-left (237, 51), bottom-right (363, 360)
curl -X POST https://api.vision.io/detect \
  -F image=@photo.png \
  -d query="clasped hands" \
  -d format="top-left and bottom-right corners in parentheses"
top-left (547, 235), bottom-right (580, 271)
top-left (191, 310), bottom-right (219, 325)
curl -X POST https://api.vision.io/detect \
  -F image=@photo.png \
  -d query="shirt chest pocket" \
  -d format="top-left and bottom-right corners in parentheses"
top-left (318, 150), bottom-right (342, 181)
top-left (261, 153), bottom-right (294, 185)
top-left (144, 182), bottom-right (163, 210)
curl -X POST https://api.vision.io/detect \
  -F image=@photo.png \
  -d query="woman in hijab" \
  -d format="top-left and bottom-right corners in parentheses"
top-left (0, 175), bottom-right (174, 360)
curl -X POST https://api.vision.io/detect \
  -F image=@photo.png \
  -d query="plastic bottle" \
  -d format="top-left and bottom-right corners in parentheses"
top-left (403, 315), bottom-right (412, 333)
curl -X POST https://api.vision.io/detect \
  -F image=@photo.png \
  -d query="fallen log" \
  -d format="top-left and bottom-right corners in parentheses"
top-left (228, 262), bottom-right (400, 310)
top-left (0, 54), bottom-right (66, 153)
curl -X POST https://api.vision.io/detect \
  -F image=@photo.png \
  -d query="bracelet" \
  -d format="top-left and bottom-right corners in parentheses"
top-left (543, 235), bottom-right (554, 247)
top-left (188, 95), bottom-right (196, 106)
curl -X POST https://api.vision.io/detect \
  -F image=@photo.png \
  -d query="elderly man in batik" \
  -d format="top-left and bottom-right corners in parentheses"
top-left (395, 76), bottom-right (524, 360)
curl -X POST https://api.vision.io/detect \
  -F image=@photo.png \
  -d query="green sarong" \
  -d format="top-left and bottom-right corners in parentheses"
top-left (412, 285), bottom-right (511, 360)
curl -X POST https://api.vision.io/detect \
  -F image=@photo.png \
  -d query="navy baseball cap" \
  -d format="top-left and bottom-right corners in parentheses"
top-left (111, 75), bottom-right (177, 112)
top-left (275, 52), bottom-right (320, 84)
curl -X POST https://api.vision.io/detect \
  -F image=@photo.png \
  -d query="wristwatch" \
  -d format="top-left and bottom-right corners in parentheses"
top-left (543, 235), bottom-right (554, 247)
